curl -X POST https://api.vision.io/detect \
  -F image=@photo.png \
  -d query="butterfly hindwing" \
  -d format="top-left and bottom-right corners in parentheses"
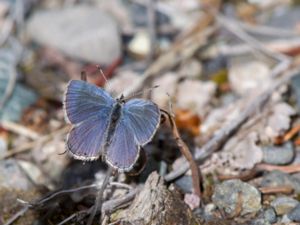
top-left (123, 99), bottom-right (160, 146)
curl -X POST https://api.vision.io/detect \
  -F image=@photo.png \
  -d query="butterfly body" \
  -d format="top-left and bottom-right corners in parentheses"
top-left (63, 80), bottom-right (160, 172)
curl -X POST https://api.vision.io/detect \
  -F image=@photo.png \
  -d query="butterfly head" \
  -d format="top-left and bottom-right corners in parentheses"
top-left (116, 94), bottom-right (126, 104)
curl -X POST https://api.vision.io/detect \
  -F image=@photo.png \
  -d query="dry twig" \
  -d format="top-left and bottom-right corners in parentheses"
top-left (161, 109), bottom-right (202, 198)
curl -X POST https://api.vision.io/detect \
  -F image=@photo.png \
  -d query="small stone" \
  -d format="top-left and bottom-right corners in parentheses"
top-left (0, 159), bottom-right (33, 191)
top-left (128, 31), bottom-right (150, 59)
top-left (0, 78), bottom-right (37, 122)
top-left (261, 170), bottom-right (300, 193)
top-left (281, 214), bottom-right (292, 223)
top-left (26, 6), bottom-right (121, 64)
top-left (175, 175), bottom-right (193, 193)
top-left (251, 218), bottom-right (271, 225)
top-left (0, 137), bottom-right (7, 158)
top-left (204, 203), bottom-right (216, 220)
top-left (264, 207), bottom-right (277, 224)
top-left (288, 204), bottom-right (300, 222)
top-left (229, 60), bottom-right (271, 96)
top-left (212, 179), bottom-right (262, 216)
top-left (177, 80), bottom-right (216, 117)
top-left (270, 196), bottom-right (299, 215)
top-left (262, 142), bottom-right (295, 165)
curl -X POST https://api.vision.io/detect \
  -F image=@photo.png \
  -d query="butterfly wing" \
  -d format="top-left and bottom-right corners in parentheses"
top-left (123, 99), bottom-right (160, 146)
top-left (64, 80), bottom-right (115, 124)
top-left (66, 113), bottom-right (110, 160)
top-left (64, 80), bottom-right (115, 160)
top-left (104, 119), bottom-right (139, 171)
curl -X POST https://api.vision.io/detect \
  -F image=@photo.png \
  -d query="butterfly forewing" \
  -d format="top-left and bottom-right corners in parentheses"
top-left (105, 119), bottom-right (139, 171)
top-left (123, 99), bottom-right (160, 146)
top-left (64, 80), bottom-right (115, 160)
top-left (64, 80), bottom-right (115, 124)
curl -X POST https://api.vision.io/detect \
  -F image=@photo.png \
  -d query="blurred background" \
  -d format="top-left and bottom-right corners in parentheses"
top-left (1, 0), bottom-right (300, 224)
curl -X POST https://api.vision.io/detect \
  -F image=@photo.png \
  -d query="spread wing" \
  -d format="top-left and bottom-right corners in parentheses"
top-left (104, 119), bottom-right (139, 171)
top-left (123, 99), bottom-right (160, 146)
top-left (64, 80), bottom-right (115, 124)
top-left (64, 80), bottom-right (115, 160)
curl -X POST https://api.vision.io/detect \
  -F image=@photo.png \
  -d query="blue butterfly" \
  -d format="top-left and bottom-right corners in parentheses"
top-left (63, 80), bottom-right (161, 172)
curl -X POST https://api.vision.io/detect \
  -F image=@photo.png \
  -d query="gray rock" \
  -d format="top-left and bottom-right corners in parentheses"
top-left (264, 207), bottom-right (277, 224)
top-left (281, 214), bottom-right (292, 223)
top-left (261, 170), bottom-right (300, 193)
top-left (291, 74), bottom-right (300, 111)
top-left (270, 196), bottom-right (299, 215)
top-left (212, 179), bottom-right (261, 216)
top-left (0, 137), bottom-right (7, 158)
top-left (251, 218), bottom-right (271, 225)
top-left (26, 5), bottom-right (121, 64)
top-left (288, 204), bottom-right (300, 222)
top-left (262, 142), bottom-right (295, 165)
top-left (0, 79), bottom-right (37, 122)
top-left (0, 159), bottom-right (33, 190)
top-left (175, 175), bottom-right (193, 193)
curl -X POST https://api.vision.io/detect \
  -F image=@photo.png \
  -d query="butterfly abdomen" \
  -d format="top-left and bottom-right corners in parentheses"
top-left (103, 102), bottom-right (123, 150)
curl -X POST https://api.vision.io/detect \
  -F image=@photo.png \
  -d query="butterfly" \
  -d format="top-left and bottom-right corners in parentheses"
top-left (63, 80), bottom-right (161, 172)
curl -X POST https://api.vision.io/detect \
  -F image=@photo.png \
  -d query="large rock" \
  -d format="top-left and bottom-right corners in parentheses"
top-left (26, 5), bottom-right (121, 64)
top-left (112, 172), bottom-right (201, 225)
top-left (212, 179), bottom-right (261, 216)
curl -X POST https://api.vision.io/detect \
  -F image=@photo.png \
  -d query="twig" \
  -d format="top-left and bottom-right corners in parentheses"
top-left (0, 126), bottom-right (69, 160)
top-left (57, 209), bottom-right (88, 225)
top-left (87, 167), bottom-right (114, 225)
top-left (0, 120), bottom-right (40, 139)
top-left (165, 65), bottom-right (300, 182)
top-left (161, 109), bottom-right (202, 198)
top-left (256, 163), bottom-right (300, 174)
top-left (102, 188), bottom-right (138, 214)
top-left (32, 184), bottom-right (97, 207)
top-left (3, 206), bottom-right (29, 225)
top-left (259, 186), bottom-right (294, 195)
top-left (110, 182), bottom-right (132, 190)
top-left (240, 21), bottom-right (299, 38)
top-left (146, 0), bottom-right (157, 63)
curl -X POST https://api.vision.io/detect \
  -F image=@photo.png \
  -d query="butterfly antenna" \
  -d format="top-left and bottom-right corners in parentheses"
top-left (81, 71), bottom-right (87, 81)
top-left (126, 85), bottom-right (159, 99)
top-left (167, 92), bottom-right (175, 118)
top-left (96, 65), bottom-right (112, 90)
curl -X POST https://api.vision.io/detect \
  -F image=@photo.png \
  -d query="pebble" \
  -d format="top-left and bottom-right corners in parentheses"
top-left (263, 207), bottom-right (277, 224)
top-left (270, 196), bottom-right (299, 215)
top-left (262, 142), bottom-right (295, 165)
top-left (0, 159), bottom-right (33, 191)
top-left (0, 137), bottom-right (7, 158)
top-left (26, 5), bottom-right (121, 64)
top-left (288, 204), bottom-right (300, 222)
top-left (175, 175), bottom-right (193, 193)
top-left (261, 170), bottom-right (300, 193)
top-left (229, 60), bottom-right (271, 96)
top-left (177, 80), bottom-right (216, 117)
top-left (212, 179), bottom-right (262, 216)
top-left (251, 218), bottom-right (271, 225)
top-left (0, 79), bottom-right (37, 122)
top-left (128, 31), bottom-right (150, 59)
